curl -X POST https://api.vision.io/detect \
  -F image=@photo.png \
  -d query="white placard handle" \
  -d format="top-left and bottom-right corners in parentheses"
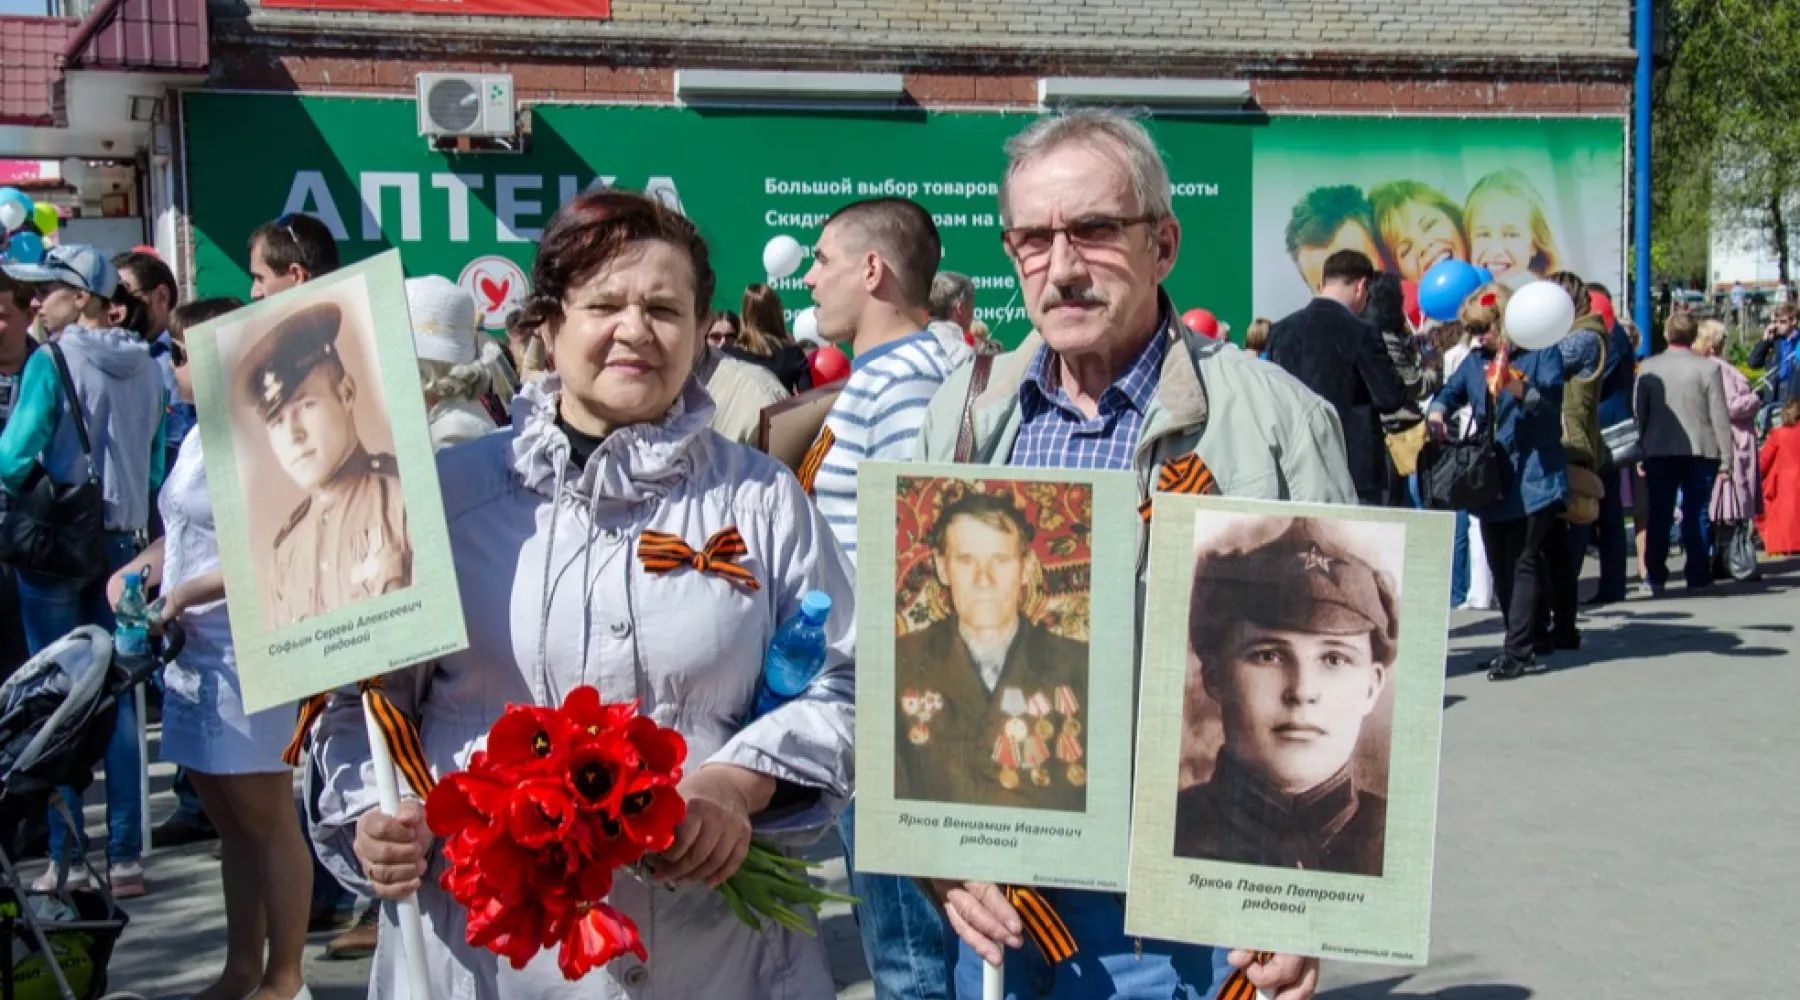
top-left (362, 692), bottom-right (432, 999)
top-left (983, 955), bottom-right (1003, 1000)
top-left (135, 685), bottom-right (150, 859)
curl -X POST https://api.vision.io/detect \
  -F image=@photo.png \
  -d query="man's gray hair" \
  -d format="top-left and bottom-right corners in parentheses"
top-left (999, 108), bottom-right (1174, 227)
top-left (929, 271), bottom-right (976, 321)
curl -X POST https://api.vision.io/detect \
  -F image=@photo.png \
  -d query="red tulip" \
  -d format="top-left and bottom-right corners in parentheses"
top-left (623, 715), bottom-right (687, 784)
top-left (507, 779), bottom-right (576, 849)
top-left (485, 705), bottom-right (575, 776)
top-left (554, 902), bottom-right (646, 980)
top-left (618, 784), bottom-right (686, 851)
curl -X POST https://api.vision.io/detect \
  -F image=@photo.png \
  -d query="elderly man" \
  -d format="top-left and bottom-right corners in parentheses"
top-left (894, 489), bottom-right (1089, 812)
top-left (914, 108), bottom-right (1349, 1000)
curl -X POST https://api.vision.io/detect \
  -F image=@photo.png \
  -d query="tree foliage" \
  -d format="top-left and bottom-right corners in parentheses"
top-left (1652, 0), bottom-right (1800, 286)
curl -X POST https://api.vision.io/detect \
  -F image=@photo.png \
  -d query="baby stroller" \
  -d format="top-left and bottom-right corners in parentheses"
top-left (0, 622), bottom-right (182, 1000)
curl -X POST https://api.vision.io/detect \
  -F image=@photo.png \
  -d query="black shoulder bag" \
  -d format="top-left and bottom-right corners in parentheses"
top-left (1418, 398), bottom-right (1508, 513)
top-left (0, 343), bottom-right (109, 581)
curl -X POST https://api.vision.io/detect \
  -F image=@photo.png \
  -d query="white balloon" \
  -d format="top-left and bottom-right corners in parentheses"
top-left (762, 235), bottom-right (805, 282)
top-left (1504, 280), bottom-right (1576, 351)
top-left (0, 202), bottom-right (24, 233)
top-left (792, 306), bottom-right (822, 346)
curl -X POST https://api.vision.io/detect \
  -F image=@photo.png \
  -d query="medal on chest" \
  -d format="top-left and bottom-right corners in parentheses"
top-left (900, 688), bottom-right (943, 745)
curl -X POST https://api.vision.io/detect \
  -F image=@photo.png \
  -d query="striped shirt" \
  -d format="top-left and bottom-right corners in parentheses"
top-left (812, 329), bottom-right (969, 561)
top-left (1011, 323), bottom-right (1168, 471)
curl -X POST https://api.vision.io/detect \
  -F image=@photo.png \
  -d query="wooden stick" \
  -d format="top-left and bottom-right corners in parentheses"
top-left (363, 691), bottom-right (432, 998)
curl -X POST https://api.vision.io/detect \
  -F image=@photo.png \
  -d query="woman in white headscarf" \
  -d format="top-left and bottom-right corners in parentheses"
top-left (407, 275), bottom-right (500, 451)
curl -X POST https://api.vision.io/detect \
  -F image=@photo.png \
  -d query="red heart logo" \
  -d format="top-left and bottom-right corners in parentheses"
top-left (478, 276), bottom-right (510, 310)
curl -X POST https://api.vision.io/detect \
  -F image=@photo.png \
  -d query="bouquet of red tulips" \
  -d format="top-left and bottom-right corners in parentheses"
top-left (425, 686), bottom-right (852, 980)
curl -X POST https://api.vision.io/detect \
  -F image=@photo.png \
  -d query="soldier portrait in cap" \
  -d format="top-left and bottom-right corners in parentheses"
top-left (227, 293), bottom-right (414, 629)
top-left (892, 479), bottom-right (1092, 813)
top-left (1172, 513), bottom-right (1401, 877)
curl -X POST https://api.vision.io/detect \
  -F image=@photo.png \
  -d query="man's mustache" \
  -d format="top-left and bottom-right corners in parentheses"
top-left (1041, 286), bottom-right (1107, 310)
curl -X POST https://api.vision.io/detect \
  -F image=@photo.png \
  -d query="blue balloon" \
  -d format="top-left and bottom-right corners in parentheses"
top-left (1473, 267), bottom-right (1495, 285)
top-left (4, 230), bottom-right (45, 264)
top-left (1418, 258), bottom-right (1483, 323)
top-left (0, 187), bottom-right (30, 213)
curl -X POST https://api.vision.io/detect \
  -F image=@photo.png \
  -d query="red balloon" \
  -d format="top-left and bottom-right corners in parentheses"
top-left (1589, 290), bottom-right (1617, 331)
top-left (1401, 280), bottom-right (1422, 330)
top-left (809, 344), bottom-right (850, 385)
top-left (1181, 308), bottom-right (1220, 338)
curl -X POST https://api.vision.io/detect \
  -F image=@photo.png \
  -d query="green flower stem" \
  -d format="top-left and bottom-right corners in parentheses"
top-left (719, 839), bottom-right (859, 936)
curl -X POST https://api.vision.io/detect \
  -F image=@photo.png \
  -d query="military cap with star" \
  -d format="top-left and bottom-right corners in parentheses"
top-left (238, 302), bottom-right (344, 420)
top-left (1188, 517), bottom-right (1399, 665)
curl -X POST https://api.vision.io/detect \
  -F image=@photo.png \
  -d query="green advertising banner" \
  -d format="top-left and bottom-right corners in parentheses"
top-left (184, 94), bottom-right (1623, 348)
top-left (183, 93), bottom-right (1251, 349)
top-left (1252, 116), bottom-right (1626, 322)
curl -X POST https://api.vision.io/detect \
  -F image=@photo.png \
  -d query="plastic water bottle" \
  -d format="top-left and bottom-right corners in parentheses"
top-left (753, 591), bottom-right (832, 718)
top-left (114, 572), bottom-right (152, 659)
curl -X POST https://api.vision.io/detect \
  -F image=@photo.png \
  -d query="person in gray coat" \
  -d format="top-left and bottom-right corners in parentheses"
top-left (310, 192), bottom-right (856, 999)
top-left (1635, 311), bottom-right (1734, 594)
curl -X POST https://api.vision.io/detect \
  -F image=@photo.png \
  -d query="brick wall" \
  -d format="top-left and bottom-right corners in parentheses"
top-left (228, 0), bottom-right (1632, 55)
top-left (209, 0), bottom-right (1636, 114)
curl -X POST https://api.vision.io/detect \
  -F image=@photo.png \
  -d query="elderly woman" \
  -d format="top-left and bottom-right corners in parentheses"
top-left (307, 191), bottom-right (856, 998)
top-left (1696, 318), bottom-right (1762, 579)
top-left (1428, 284), bottom-right (1568, 681)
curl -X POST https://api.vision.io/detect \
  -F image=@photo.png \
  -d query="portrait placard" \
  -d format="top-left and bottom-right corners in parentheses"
top-left (1125, 495), bottom-right (1452, 964)
top-left (853, 462), bottom-right (1140, 891)
top-left (187, 250), bottom-right (468, 712)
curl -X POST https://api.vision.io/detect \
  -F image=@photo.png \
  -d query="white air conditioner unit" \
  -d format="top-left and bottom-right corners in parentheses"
top-left (417, 73), bottom-right (515, 138)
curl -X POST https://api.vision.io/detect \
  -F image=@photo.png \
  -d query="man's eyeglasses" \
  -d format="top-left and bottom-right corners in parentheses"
top-left (1000, 214), bottom-right (1157, 264)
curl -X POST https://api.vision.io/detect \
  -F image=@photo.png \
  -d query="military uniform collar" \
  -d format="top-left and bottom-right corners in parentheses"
top-left (1212, 748), bottom-right (1362, 843)
top-left (313, 446), bottom-right (379, 508)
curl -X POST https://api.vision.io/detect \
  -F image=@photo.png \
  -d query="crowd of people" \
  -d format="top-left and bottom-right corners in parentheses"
top-left (0, 105), bottom-right (1795, 1000)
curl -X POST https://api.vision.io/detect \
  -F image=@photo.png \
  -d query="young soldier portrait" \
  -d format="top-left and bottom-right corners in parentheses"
top-left (233, 301), bottom-right (412, 628)
top-left (894, 487), bottom-right (1090, 812)
top-left (1174, 516), bottom-right (1398, 877)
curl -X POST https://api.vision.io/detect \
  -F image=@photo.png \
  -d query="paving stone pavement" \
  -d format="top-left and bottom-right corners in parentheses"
top-left (35, 559), bottom-right (1800, 998)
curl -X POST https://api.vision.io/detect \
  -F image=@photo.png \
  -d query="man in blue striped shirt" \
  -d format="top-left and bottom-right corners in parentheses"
top-left (804, 199), bottom-right (972, 562)
top-left (802, 197), bottom-right (972, 999)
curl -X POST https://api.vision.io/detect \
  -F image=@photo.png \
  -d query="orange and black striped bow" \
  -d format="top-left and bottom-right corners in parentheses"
top-left (280, 679), bottom-right (436, 802)
top-left (797, 426), bottom-right (835, 496)
top-left (360, 676), bottom-right (436, 800)
top-left (638, 526), bottom-right (761, 591)
top-left (1004, 886), bottom-right (1077, 964)
top-left (1214, 951), bottom-right (1278, 1000)
top-left (1139, 453), bottom-right (1220, 523)
top-left (282, 693), bottom-right (329, 769)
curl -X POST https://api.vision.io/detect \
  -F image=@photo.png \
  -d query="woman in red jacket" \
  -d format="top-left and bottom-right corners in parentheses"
top-left (1757, 399), bottom-right (1800, 556)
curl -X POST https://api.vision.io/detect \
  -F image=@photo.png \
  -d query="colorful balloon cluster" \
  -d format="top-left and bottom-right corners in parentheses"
top-left (0, 186), bottom-right (56, 265)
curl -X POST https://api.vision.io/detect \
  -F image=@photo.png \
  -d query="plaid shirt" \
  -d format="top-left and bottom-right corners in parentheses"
top-left (1010, 322), bottom-right (1169, 471)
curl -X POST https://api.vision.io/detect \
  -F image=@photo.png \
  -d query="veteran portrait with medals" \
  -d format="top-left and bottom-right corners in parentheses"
top-left (236, 301), bottom-right (414, 628)
top-left (1174, 517), bottom-right (1397, 877)
top-left (894, 490), bottom-right (1090, 812)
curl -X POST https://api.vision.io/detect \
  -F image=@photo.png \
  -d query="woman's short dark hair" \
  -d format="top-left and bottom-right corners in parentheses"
top-left (513, 190), bottom-right (715, 343)
top-left (169, 297), bottom-right (244, 344)
top-left (711, 309), bottom-right (740, 335)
